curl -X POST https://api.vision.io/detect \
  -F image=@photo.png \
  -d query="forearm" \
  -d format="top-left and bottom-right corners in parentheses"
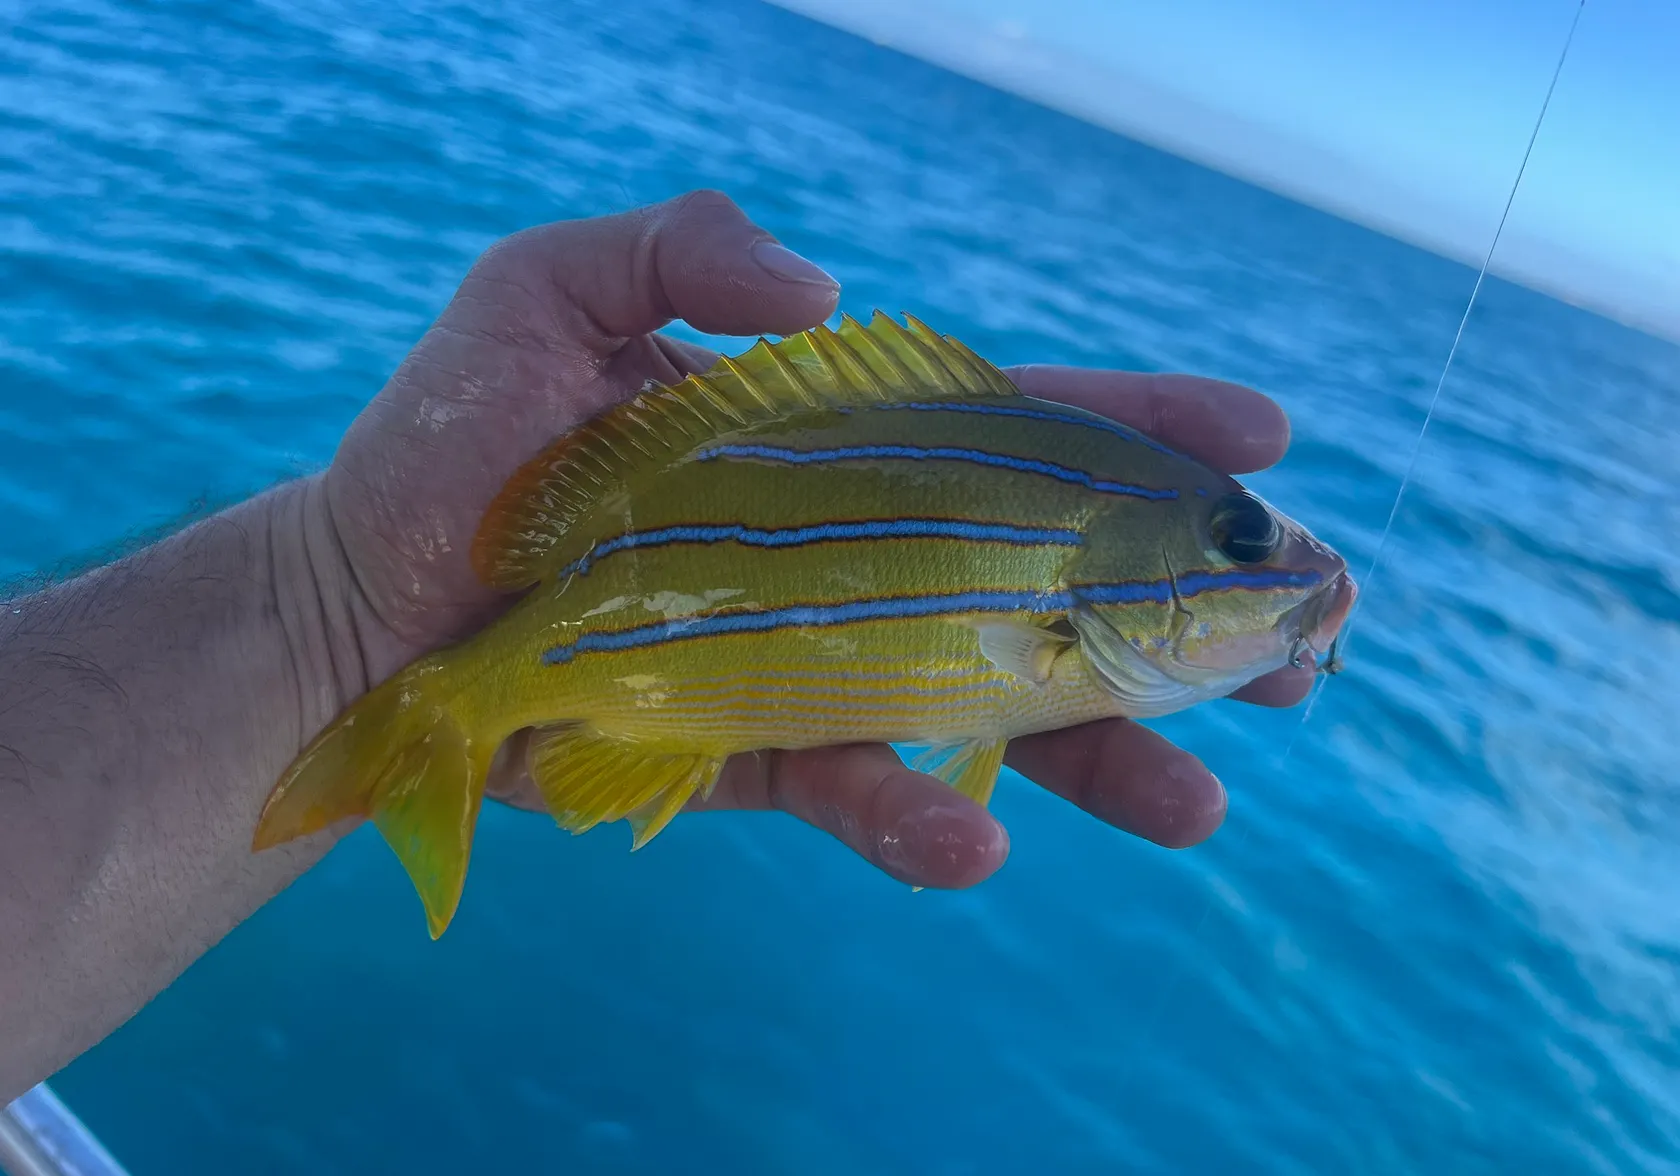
top-left (0, 475), bottom-right (366, 1099)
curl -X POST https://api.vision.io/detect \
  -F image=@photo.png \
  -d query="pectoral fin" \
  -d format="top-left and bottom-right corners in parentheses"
top-left (972, 619), bottom-right (1074, 684)
top-left (527, 725), bottom-right (725, 848)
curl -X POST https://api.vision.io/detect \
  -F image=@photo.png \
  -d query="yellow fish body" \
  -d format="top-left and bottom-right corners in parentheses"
top-left (254, 313), bottom-right (1354, 936)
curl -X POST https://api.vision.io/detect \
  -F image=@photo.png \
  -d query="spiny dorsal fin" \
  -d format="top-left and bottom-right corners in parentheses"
top-left (470, 311), bottom-right (1021, 590)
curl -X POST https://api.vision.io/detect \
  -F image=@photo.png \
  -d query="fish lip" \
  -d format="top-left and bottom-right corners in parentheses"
top-left (1295, 570), bottom-right (1357, 655)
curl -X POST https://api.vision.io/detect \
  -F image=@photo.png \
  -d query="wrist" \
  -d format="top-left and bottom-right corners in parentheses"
top-left (265, 472), bottom-right (410, 739)
top-left (0, 483), bottom-right (383, 1095)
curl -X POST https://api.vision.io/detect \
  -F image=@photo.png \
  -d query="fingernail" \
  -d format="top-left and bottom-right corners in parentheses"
top-left (751, 240), bottom-right (838, 289)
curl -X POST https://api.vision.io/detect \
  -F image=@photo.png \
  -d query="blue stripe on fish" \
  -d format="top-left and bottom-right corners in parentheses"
top-left (868, 401), bottom-right (1183, 457)
top-left (1174, 568), bottom-right (1323, 595)
top-left (541, 568), bottom-right (1323, 664)
top-left (558, 518), bottom-right (1086, 580)
top-left (1075, 568), bottom-right (1323, 605)
top-left (695, 443), bottom-right (1179, 501)
top-left (544, 588), bottom-right (1070, 664)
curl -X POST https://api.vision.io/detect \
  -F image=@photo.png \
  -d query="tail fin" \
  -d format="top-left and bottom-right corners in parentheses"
top-left (252, 660), bottom-right (494, 939)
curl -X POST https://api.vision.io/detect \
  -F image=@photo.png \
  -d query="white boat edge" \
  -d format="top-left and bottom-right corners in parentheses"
top-left (0, 1085), bottom-right (129, 1176)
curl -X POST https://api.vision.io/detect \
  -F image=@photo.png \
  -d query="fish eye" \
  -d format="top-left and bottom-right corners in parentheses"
top-left (1209, 491), bottom-right (1281, 564)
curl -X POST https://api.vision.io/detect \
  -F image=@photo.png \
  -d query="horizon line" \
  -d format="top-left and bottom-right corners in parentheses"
top-left (764, 0), bottom-right (1679, 346)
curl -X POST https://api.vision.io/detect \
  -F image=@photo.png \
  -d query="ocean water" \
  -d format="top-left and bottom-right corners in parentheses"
top-left (3, 0), bottom-right (1678, 1172)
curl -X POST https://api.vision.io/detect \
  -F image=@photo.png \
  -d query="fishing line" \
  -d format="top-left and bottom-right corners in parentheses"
top-left (1123, 0), bottom-right (1587, 1057)
top-left (1319, 0), bottom-right (1587, 671)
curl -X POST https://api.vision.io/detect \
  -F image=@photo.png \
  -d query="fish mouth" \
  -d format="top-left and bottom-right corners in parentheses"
top-left (1292, 571), bottom-right (1356, 665)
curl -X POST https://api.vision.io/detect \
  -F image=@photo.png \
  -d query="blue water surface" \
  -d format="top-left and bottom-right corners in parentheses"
top-left (3, 0), bottom-right (1678, 1172)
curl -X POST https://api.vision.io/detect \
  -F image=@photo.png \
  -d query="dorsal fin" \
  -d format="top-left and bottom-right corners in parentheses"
top-left (469, 311), bottom-right (1022, 590)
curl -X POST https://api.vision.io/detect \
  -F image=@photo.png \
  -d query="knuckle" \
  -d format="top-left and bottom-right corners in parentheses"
top-left (667, 187), bottom-right (739, 219)
top-left (471, 227), bottom-right (535, 276)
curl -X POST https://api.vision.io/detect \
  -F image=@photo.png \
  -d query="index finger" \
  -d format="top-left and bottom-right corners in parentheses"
top-left (1004, 366), bottom-right (1290, 475)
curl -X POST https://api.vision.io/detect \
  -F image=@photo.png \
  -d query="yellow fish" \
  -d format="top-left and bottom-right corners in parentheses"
top-left (253, 312), bottom-right (1355, 937)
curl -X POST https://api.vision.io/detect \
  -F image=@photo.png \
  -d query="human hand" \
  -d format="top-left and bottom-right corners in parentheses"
top-left (313, 190), bottom-right (1309, 891)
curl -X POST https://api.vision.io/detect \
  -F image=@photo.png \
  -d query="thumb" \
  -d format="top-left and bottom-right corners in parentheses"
top-left (482, 189), bottom-right (841, 345)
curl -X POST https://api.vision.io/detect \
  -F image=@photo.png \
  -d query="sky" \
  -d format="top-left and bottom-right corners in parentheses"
top-left (768, 0), bottom-right (1679, 341)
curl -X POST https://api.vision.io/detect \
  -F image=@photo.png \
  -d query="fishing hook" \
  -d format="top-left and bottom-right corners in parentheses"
top-left (1287, 633), bottom-right (1344, 675)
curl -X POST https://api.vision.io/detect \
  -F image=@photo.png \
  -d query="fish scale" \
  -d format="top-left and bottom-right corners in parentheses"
top-left (251, 311), bottom-right (1352, 938)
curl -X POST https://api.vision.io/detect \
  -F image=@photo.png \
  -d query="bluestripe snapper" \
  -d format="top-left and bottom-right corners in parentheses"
top-left (252, 312), bottom-right (1355, 937)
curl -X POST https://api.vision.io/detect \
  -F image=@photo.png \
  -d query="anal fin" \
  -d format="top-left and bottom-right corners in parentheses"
top-left (910, 737), bottom-right (1009, 807)
top-left (528, 724), bottom-right (724, 848)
